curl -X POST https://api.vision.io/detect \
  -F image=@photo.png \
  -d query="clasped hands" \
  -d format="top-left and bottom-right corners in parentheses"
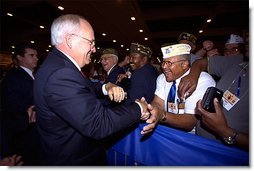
top-left (135, 97), bottom-right (162, 135)
top-left (105, 83), bottom-right (161, 135)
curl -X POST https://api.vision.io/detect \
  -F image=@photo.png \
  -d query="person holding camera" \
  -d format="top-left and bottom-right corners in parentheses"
top-left (178, 33), bottom-right (249, 150)
top-left (141, 43), bottom-right (215, 135)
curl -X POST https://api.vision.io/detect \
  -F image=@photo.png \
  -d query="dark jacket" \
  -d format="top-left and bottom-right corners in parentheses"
top-left (105, 65), bottom-right (125, 84)
top-left (1, 66), bottom-right (40, 165)
top-left (124, 63), bottom-right (158, 105)
top-left (33, 48), bottom-right (141, 165)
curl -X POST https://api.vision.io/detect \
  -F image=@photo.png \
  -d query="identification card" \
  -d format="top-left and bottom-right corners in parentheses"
top-left (222, 90), bottom-right (240, 111)
top-left (167, 102), bottom-right (176, 113)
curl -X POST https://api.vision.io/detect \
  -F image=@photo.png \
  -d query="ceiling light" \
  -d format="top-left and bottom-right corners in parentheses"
top-left (139, 29), bottom-right (143, 32)
top-left (113, 40), bottom-right (116, 42)
top-left (7, 13), bottom-right (13, 16)
top-left (207, 19), bottom-right (212, 23)
top-left (46, 49), bottom-right (49, 52)
top-left (58, 6), bottom-right (64, 10)
top-left (126, 48), bottom-right (129, 51)
top-left (30, 41), bottom-right (35, 43)
top-left (121, 45), bottom-right (124, 47)
top-left (199, 30), bottom-right (203, 33)
top-left (144, 37), bottom-right (148, 40)
top-left (97, 47), bottom-right (100, 50)
top-left (102, 33), bottom-right (106, 36)
top-left (131, 17), bottom-right (135, 21)
top-left (39, 25), bottom-right (44, 29)
top-left (48, 45), bottom-right (52, 47)
top-left (11, 46), bottom-right (15, 48)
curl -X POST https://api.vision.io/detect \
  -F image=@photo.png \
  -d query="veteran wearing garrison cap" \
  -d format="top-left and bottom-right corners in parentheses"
top-left (98, 48), bottom-right (125, 107)
top-left (100, 48), bottom-right (125, 84)
top-left (178, 32), bottom-right (201, 64)
top-left (120, 42), bottom-right (158, 105)
top-left (147, 43), bottom-right (215, 134)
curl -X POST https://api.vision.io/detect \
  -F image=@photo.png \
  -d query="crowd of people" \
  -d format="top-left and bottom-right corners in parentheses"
top-left (0, 14), bottom-right (249, 166)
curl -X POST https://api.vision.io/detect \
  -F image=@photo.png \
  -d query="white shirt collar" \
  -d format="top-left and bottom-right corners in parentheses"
top-left (175, 69), bottom-right (190, 85)
top-left (20, 66), bottom-right (34, 80)
top-left (58, 48), bottom-right (81, 71)
top-left (107, 64), bottom-right (116, 75)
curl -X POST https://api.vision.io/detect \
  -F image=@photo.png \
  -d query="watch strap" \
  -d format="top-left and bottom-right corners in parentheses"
top-left (223, 129), bottom-right (238, 145)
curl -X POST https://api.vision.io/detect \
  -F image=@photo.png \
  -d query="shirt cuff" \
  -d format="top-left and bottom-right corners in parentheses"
top-left (102, 84), bottom-right (108, 95)
top-left (134, 101), bottom-right (143, 113)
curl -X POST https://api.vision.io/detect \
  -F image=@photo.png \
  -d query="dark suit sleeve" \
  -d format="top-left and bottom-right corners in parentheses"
top-left (44, 68), bottom-right (141, 139)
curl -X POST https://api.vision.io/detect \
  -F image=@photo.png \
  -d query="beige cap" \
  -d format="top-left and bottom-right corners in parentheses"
top-left (161, 44), bottom-right (191, 59)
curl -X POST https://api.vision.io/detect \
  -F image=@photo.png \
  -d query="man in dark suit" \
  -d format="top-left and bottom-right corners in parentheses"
top-left (117, 43), bottom-right (158, 105)
top-left (100, 48), bottom-right (125, 84)
top-left (33, 14), bottom-right (157, 166)
top-left (1, 43), bottom-right (40, 165)
top-left (99, 48), bottom-right (126, 107)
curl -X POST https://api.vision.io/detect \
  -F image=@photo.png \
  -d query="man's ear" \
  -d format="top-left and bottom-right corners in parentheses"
top-left (142, 55), bottom-right (148, 64)
top-left (16, 55), bottom-right (23, 61)
top-left (66, 34), bottom-right (73, 49)
top-left (181, 60), bottom-right (189, 69)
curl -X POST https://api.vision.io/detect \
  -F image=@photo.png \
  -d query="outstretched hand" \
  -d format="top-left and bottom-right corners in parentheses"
top-left (141, 104), bottom-right (161, 135)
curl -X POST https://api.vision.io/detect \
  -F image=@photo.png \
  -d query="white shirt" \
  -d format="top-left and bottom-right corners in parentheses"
top-left (155, 69), bottom-right (216, 133)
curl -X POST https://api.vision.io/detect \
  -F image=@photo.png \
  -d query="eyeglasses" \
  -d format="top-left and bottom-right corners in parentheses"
top-left (161, 59), bottom-right (186, 67)
top-left (224, 47), bottom-right (239, 53)
top-left (72, 34), bottom-right (95, 48)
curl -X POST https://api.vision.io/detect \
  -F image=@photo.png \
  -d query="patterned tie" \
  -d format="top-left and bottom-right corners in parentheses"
top-left (167, 81), bottom-right (176, 111)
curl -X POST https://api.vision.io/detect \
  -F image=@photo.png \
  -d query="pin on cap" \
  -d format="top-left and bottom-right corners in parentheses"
top-left (130, 42), bottom-right (152, 58)
top-left (161, 44), bottom-right (191, 59)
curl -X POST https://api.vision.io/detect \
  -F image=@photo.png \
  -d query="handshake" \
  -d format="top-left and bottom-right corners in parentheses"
top-left (105, 83), bottom-right (161, 135)
top-left (135, 97), bottom-right (161, 135)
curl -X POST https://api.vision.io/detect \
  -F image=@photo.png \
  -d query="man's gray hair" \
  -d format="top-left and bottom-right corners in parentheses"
top-left (51, 14), bottom-right (86, 46)
top-left (179, 54), bottom-right (191, 64)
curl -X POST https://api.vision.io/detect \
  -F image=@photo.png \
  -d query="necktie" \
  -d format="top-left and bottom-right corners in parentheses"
top-left (167, 80), bottom-right (176, 108)
top-left (80, 71), bottom-right (86, 78)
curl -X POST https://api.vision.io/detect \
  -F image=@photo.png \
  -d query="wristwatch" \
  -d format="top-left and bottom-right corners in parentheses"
top-left (223, 129), bottom-right (238, 145)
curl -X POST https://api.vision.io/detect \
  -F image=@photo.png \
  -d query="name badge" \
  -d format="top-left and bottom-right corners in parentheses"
top-left (167, 102), bottom-right (176, 113)
top-left (222, 90), bottom-right (240, 111)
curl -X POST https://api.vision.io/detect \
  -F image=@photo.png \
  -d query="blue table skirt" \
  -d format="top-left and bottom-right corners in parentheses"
top-left (107, 123), bottom-right (249, 166)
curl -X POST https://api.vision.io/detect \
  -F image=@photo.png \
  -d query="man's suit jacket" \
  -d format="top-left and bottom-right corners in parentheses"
top-left (124, 63), bottom-right (158, 105)
top-left (34, 48), bottom-right (141, 165)
top-left (105, 65), bottom-right (125, 84)
top-left (1, 66), bottom-right (39, 165)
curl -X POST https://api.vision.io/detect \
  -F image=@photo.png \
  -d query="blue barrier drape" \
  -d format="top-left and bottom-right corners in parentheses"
top-left (107, 123), bottom-right (249, 166)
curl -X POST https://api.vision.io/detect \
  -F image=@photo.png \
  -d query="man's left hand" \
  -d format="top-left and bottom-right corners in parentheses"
top-left (106, 82), bottom-right (125, 102)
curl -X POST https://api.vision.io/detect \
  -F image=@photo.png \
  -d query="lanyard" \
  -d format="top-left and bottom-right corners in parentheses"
top-left (227, 63), bottom-right (248, 98)
top-left (237, 76), bottom-right (241, 97)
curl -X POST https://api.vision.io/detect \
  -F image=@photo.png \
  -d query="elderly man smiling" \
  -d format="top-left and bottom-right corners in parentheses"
top-left (142, 43), bottom-right (215, 135)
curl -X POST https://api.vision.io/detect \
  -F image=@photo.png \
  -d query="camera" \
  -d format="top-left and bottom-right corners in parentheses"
top-left (201, 87), bottom-right (224, 113)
